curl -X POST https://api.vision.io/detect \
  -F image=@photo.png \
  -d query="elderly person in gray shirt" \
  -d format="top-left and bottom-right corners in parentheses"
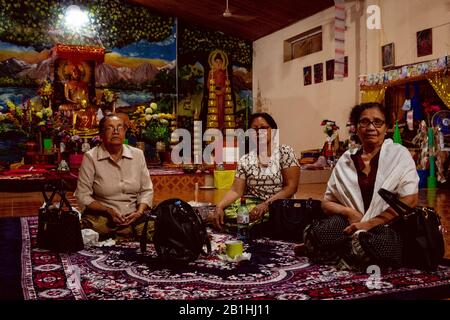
top-left (75, 113), bottom-right (154, 241)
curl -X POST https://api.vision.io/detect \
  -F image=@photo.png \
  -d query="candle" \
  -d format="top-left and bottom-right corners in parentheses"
top-left (194, 182), bottom-right (199, 203)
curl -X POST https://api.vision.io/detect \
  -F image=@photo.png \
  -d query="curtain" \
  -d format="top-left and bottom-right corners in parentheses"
top-left (427, 72), bottom-right (450, 109)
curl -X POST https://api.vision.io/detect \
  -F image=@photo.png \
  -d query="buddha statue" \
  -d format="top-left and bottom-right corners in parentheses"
top-left (58, 63), bottom-right (98, 137)
top-left (72, 99), bottom-right (99, 137)
top-left (59, 64), bottom-right (89, 113)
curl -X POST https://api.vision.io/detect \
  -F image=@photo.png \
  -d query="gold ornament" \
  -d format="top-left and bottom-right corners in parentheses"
top-left (224, 121), bottom-right (235, 128)
top-left (207, 114), bottom-right (218, 121)
top-left (224, 107), bottom-right (234, 114)
top-left (224, 115), bottom-right (235, 122)
top-left (206, 121), bottom-right (218, 128)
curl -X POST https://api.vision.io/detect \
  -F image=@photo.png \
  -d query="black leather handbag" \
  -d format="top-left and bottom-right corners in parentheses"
top-left (37, 182), bottom-right (84, 253)
top-left (140, 199), bottom-right (211, 266)
top-left (268, 198), bottom-right (323, 242)
top-left (378, 188), bottom-right (445, 271)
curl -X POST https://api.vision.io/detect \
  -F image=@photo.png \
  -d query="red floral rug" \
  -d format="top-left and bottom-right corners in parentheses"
top-left (20, 217), bottom-right (450, 300)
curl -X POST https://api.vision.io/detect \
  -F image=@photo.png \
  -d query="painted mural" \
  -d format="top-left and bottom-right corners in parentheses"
top-left (0, 0), bottom-right (252, 165)
top-left (0, 34), bottom-right (176, 109)
top-left (177, 23), bottom-right (252, 132)
top-left (0, 0), bottom-right (175, 112)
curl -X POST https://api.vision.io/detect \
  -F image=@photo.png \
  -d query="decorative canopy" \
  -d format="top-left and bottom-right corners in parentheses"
top-left (359, 56), bottom-right (449, 107)
top-left (52, 44), bottom-right (105, 64)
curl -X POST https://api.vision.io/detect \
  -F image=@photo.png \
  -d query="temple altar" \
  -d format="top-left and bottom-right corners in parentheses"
top-left (52, 44), bottom-right (105, 138)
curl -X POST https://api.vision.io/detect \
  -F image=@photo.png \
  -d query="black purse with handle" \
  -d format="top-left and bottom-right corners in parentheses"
top-left (267, 198), bottom-right (323, 242)
top-left (37, 181), bottom-right (84, 253)
top-left (378, 188), bottom-right (445, 271)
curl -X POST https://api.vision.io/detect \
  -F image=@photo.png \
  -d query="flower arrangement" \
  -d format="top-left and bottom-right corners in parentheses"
top-left (97, 89), bottom-right (118, 112)
top-left (422, 101), bottom-right (440, 127)
top-left (38, 81), bottom-right (53, 97)
top-left (30, 105), bottom-right (56, 137)
top-left (321, 119), bottom-right (339, 138)
top-left (130, 102), bottom-right (176, 144)
top-left (0, 100), bottom-right (26, 138)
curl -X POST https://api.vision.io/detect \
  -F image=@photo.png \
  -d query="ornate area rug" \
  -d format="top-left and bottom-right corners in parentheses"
top-left (20, 217), bottom-right (450, 300)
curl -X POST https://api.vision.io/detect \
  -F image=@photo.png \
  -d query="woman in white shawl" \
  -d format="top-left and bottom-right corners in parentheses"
top-left (302, 102), bottom-right (419, 269)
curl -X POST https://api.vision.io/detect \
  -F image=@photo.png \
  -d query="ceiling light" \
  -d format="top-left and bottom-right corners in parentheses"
top-left (65, 5), bottom-right (89, 30)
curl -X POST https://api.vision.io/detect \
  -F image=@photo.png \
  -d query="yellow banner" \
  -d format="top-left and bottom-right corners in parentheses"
top-left (360, 87), bottom-right (386, 103)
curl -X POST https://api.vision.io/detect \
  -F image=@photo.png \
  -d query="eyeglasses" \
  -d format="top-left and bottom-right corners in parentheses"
top-left (105, 125), bottom-right (126, 133)
top-left (251, 126), bottom-right (271, 133)
top-left (358, 119), bottom-right (385, 128)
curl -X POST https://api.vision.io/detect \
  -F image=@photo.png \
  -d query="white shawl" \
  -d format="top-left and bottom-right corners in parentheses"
top-left (325, 139), bottom-right (419, 221)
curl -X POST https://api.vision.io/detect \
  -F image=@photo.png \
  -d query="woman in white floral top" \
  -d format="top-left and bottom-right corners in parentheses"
top-left (212, 113), bottom-right (300, 230)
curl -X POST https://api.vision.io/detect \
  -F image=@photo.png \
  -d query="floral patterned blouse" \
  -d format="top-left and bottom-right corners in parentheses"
top-left (235, 145), bottom-right (299, 200)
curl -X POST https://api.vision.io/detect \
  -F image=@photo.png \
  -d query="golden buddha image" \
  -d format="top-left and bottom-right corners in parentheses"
top-left (206, 50), bottom-right (235, 130)
top-left (58, 61), bottom-right (98, 136)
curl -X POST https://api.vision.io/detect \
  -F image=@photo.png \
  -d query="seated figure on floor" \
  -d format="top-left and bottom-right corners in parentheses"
top-left (75, 113), bottom-right (154, 242)
top-left (301, 102), bottom-right (419, 270)
top-left (211, 112), bottom-right (300, 232)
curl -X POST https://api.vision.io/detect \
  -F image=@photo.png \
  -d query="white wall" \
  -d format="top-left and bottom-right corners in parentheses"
top-left (366, 0), bottom-right (450, 73)
top-left (253, 0), bottom-right (450, 155)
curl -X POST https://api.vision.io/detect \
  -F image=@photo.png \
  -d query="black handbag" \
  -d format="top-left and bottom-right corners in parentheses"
top-left (268, 198), bottom-right (323, 242)
top-left (140, 199), bottom-right (211, 266)
top-left (378, 188), bottom-right (445, 271)
top-left (37, 181), bottom-right (84, 253)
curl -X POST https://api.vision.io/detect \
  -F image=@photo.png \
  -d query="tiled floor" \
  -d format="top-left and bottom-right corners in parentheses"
top-left (0, 183), bottom-right (449, 258)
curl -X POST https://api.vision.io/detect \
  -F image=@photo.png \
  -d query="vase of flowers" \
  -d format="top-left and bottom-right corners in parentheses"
top-left (0, 100), bottom-right (26, 140)
top-left (0, 100), bottom-right (28, 163)
top-left (97, 89), bottom-right (118, 114)
top-left (130, 102), bottom-right (175, 160)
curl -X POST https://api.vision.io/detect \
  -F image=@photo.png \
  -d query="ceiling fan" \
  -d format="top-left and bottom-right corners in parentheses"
top-left (222, 0), bottom-right (255, 21)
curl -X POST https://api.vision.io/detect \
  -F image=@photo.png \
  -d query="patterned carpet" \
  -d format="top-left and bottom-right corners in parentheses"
top-left (17, 217), bottom-right (450, 300)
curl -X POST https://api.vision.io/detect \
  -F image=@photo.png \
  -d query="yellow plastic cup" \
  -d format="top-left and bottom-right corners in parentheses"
top-left (225, 240), bottom-right (243, 259)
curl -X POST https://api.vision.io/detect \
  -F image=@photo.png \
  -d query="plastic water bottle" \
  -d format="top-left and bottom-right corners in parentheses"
top-left (236, 197), bottom-right (250, 243)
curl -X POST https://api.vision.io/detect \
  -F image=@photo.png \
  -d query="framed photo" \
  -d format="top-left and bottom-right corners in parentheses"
top-left (326, 59), bottom-right (334, 81)
top-left (314, 63), bottom-right (323, 83)
top-left (417, 28), bottom-right (432, 57)
top-left (303, 66), bottom-right (312, 86)
top-left (381, 43), bottom-right (395, 69)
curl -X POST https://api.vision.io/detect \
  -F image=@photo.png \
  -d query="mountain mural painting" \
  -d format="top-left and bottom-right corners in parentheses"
top-left (0, 35), bottom-right (177, 109)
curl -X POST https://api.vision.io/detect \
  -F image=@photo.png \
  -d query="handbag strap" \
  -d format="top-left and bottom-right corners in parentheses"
top-left (42, 179), bottom-right (74, 212)
top-left (42, 184), bottom-right (58, 207)
top-left (58, 189), bottom-right (74, 212)
top-left (378, 188), bottom-right (414, 218)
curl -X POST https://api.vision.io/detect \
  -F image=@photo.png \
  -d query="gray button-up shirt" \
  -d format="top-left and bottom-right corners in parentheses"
top-left (75, 144), bottom-right (153, 215)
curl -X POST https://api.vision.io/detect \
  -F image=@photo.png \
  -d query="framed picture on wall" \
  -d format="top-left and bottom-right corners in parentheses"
top-left (303, 66), bottom-right (312, 86)
top-left (417, 28), bottom-right (432, 57)
top-left (326, 59), bottom-right (334, 80)
top-left (314, 63), bottom-right (323, 83)
top-left (381, 43), bottom-right (395, 69)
